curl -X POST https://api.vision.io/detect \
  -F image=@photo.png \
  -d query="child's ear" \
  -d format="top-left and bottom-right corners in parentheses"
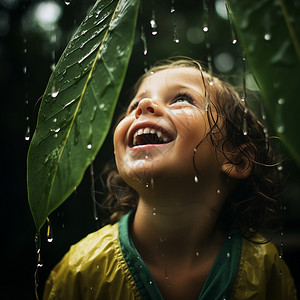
top-left (220, 144), bottom-right (254, 180)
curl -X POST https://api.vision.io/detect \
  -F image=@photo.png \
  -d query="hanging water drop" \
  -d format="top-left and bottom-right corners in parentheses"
top-left (51, 91), bottom-right (59, 98)
top-left (194, 175), bottom-right (199, 183)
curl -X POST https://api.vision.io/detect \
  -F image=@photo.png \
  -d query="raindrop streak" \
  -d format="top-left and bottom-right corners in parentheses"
top-left (46, 217), bottom-right (54, 243)
top-left (171, 0), bottom-right (180, 43)
top-left (34, 233), bottom-right (43, 300)
top-left (140, 26), bottom-right (148, 55)
top-left (225, 2), bottom-right (238, 45)
top-left (241, 55), bottom-right (248, 136)
top-left (90, 163), bottom-right (99, 225)
top-left (276, 98), bottom-right (285, 133)
top-left (24, 36), bottom-right (30, 142)
top-left (202, 0), bottom-right (213, 79)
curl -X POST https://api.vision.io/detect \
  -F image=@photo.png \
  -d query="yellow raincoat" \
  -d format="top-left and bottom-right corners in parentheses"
top-left (43, 212), bottom-right (297, 300)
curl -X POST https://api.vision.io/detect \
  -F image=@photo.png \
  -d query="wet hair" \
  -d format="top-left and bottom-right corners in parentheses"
top-left (101, 58), bottom-right (283, 238)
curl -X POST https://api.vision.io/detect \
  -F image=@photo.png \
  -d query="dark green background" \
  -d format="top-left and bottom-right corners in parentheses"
top-left (2, 0), bottom-right (299, 298)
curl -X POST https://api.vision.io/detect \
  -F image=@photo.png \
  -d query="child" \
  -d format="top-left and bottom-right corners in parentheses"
top-left (43, 58), bottom-right (297, 300)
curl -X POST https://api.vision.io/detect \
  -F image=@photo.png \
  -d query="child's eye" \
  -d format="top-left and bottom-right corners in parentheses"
top-left (173, 93), bottom-right (195, 105)
top-left (127, 101), bottom-right (139, 113)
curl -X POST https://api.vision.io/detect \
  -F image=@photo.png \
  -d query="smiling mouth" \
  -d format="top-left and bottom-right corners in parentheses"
top-left (130, 127), bottom-right (174, 148)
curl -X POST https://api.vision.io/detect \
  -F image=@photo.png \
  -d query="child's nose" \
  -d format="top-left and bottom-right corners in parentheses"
top-left (135, 98), bottom-right (163, 118)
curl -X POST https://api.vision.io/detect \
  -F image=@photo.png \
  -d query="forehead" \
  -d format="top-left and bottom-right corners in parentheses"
top-left (136, 67), bottom-right (205, 94)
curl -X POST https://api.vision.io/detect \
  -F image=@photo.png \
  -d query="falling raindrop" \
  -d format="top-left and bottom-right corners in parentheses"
top-left (171, 0), bottom-right (180, 43)
top-left (243, 116), bottom-right (248, 136)
top-left (152, 207), bottom-right (157, 216)
top-left (90, 163), bottom-right (99, 224)
top-left (46, 217), bottom-right (54, 243)
top-left (264, 33), bottom-right (272, 41)
top-left (150, 9), bottom-right (158, 36)
top-left (279, 241), bottom-right (284, 259)
top-left (25, 125), bottom-right (31, 141)
top-left (277, 164), bottom-right (283, 171)
top-left (140, 26), bottom-right (148, 55)
top-left (226, 2), bottom-right (238, 45)
top-left (34, 232), bottom-right (43, 299)
top-left (276, 97), bottom-right (285, 133)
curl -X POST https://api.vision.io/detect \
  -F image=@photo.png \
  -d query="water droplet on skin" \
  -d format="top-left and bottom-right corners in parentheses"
top-left (194, 176), bottom-right (199, 183)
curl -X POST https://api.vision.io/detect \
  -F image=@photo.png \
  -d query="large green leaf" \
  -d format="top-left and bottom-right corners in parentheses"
top-left (27, 0), bottom-right (140, 231)
top-left (227, 0), bottom-right (300, 165)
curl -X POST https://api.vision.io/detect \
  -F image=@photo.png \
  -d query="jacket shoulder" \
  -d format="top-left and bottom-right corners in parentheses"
top-left (43, 223), bottom-right (142, 300)
top-left (231, 235), bottom-right (297, 300)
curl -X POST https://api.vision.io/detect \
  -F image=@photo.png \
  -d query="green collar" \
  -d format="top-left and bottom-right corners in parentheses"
top-left (119, 211), bottom-right (242, 300)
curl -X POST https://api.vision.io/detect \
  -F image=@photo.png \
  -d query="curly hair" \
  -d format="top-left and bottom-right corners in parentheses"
top-left (101, 58), bottom-right (283, 238)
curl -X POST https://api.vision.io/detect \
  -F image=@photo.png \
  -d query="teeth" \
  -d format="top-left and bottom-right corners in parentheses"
top-left (132, 127), bottom-right (171, 146)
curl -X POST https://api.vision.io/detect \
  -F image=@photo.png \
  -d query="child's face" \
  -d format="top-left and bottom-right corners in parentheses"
top-left (114, 67), bottom-right (223, 188)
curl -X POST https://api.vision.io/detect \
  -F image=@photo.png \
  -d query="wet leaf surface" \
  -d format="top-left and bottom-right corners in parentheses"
top-left (27, 0), bottom-right (140, 231)
top-left (227, 0), bottom-right (300, 165)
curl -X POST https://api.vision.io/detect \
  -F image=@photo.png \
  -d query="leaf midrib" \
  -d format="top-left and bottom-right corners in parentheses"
top-left (45, 0), bottom-right (123, 215)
